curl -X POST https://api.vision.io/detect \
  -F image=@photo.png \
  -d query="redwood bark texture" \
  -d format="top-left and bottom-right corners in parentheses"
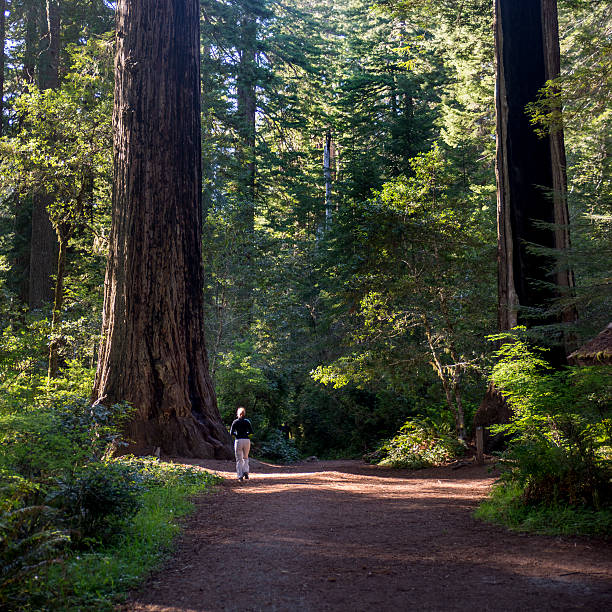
top-left (540, 0), bottom-right (575, 323)
top-left (92, 0), bottom-right (232, 458)
top-left (495, 0), bottom-right (574, 355)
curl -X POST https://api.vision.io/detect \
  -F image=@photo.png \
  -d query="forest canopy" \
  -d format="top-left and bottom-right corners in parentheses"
top-left (0, 0), bottom-right (609, 457)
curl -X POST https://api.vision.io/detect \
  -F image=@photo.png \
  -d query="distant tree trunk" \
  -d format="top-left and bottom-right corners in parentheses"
top-left (237, 14), bottom-right (256, 204)
top-left (323, 129), bottom-right (332, 230)
top-left (23, 1), bottom-right (38, 85)
top-left (47, 227), bottom-right (68, 379)
top-left (28, 0), bottom-right (60, 309)
top-left (494, 0), bottom-right (574, 362)
top-left (8, 1), bottom-right (39, 304)
top-left (0, 0), bottom-right (5, 137)
top-left (236, 10), bottom-right (257, 333)
top-left (92, 0), bottom-right (232, 459)
top-left (38, 0), bottom-right (60, 89)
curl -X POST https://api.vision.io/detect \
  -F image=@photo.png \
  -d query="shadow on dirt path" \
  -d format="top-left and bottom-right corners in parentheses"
top-left (124, 459), bottom-right (612, 612)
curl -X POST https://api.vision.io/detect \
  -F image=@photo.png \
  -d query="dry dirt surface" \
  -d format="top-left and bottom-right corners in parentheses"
top-left (124, 459), bottom-right (612, 612)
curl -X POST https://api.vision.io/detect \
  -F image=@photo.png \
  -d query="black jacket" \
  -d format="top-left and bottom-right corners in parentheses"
top-left (230, 417), bottom-right (253, 439)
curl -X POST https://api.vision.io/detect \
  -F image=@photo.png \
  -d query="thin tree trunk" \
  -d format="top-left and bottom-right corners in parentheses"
top-left (436, 288), bottom-right (467, 441)
top-left (423, 315), bottom-right (464, 440)
top-left (92, 0), bottom-right (232, 459)
top-left (10, 1), bottom-right (39, 304)
top-left (0, 0), bottom-right (5, 137)
top-left (29, 0), bottom-right (60, 309)
top-left (237, 18), bottom-right (256, 204)
top-left (48, 228), bottom-right (67, 379)
top-left (324, 129), bottom-right (332, 230)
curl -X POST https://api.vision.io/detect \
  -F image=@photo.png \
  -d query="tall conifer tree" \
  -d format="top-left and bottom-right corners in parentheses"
top-left (92, 0), bottom-right (232, 458)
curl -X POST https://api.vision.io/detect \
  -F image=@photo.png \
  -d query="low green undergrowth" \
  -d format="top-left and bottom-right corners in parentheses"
top-left (6, 458), bottom-right (220, 611)
top-left (255, 429), bottom-right (300, 463)
top-left (0, 387), bottom-right (221, 611)
top-left (475, 481), bottom-right (612, 539)
top-left (367, 416), bottom-right (464, 469)
top-left (476, 331), bottom-right (611, 538)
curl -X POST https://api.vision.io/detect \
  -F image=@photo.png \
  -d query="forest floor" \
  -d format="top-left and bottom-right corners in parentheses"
top-left (123, 459), bottom-right (612, 612)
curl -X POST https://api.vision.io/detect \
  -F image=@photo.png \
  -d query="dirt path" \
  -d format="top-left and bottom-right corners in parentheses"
top-left (125, 459), bottom-right (612, 612)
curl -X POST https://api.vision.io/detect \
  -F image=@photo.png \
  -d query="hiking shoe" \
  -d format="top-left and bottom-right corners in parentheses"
top-left (244, 473), bottom-right (249, 480)
top-left (238, 475), bottom-right (243, 481)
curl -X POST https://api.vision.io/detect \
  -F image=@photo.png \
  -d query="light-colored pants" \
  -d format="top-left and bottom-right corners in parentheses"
top-left (234, 438), bottom-right (251, 478)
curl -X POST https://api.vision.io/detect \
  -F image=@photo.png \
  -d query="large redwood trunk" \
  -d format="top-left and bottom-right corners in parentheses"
top-left (92, 0), bottom-right (232, 458)
top-left (495, 0), bottom-right (575, 362)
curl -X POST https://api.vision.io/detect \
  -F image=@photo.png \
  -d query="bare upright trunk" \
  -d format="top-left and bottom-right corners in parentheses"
top-left (236, 10), bottom-right (257, 333)
top-left (494, 0), bottom-right (574, 361)
top-left (92, 0), bottom-right (232, 458)
top-left (0, 0), bottom-right (5, 137)
top-left (28, 0), bottom-right (60, 309)
top-left (23, 1), bottom-right (38, 85)
top-left (237, 14), bottom-right (256, 204)
top-left (47, 228), bottom-right (67, 379)
top-left (540, 0), bottom-right (576, 328)
top-left (324, 129), bottom-right (332, 229)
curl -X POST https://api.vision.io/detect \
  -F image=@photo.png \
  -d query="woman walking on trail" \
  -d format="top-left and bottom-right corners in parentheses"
top-left (230, 407), bottom-right (253, 481)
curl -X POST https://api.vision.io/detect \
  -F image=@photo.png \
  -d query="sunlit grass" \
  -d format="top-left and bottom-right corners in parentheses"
top-left (475, 481), bottom-right (612, 539)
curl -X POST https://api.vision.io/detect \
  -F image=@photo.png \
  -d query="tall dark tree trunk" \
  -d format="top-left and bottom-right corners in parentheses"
top-left (92, 0), bottom-right (232, 459)
top-left (237, 15), bottom-right (256, 204)
top-left (541, 0), bottom-right (576, 329)
top-left (494, 0), bottom-right (574, 362)
top-left (28, 0), bottom-right (60, 309)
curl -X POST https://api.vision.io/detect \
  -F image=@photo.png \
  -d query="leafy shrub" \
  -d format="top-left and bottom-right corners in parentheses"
top-left (488, 332), bottom-right (612, 509)
top-left (256, 429), bottom-right (300, 463)
top-left (0, 398), bottom-right (132, 479)
top-left (370, 417), bottom-right (464, 468)
top-left (0, 316), bottom-right (50, 409)
top-left (49, 461), bottom-right (143, 548)
top-left (115, 455), bottom-right (221, 489)
top-left (10, 460), bottom-right (220, 611)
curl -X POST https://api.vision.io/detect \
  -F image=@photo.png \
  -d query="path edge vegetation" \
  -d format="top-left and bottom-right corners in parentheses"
top-left (473, 331), bottom-right (612, 540)
top-left (12, 456), bottom-right (222, 612)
